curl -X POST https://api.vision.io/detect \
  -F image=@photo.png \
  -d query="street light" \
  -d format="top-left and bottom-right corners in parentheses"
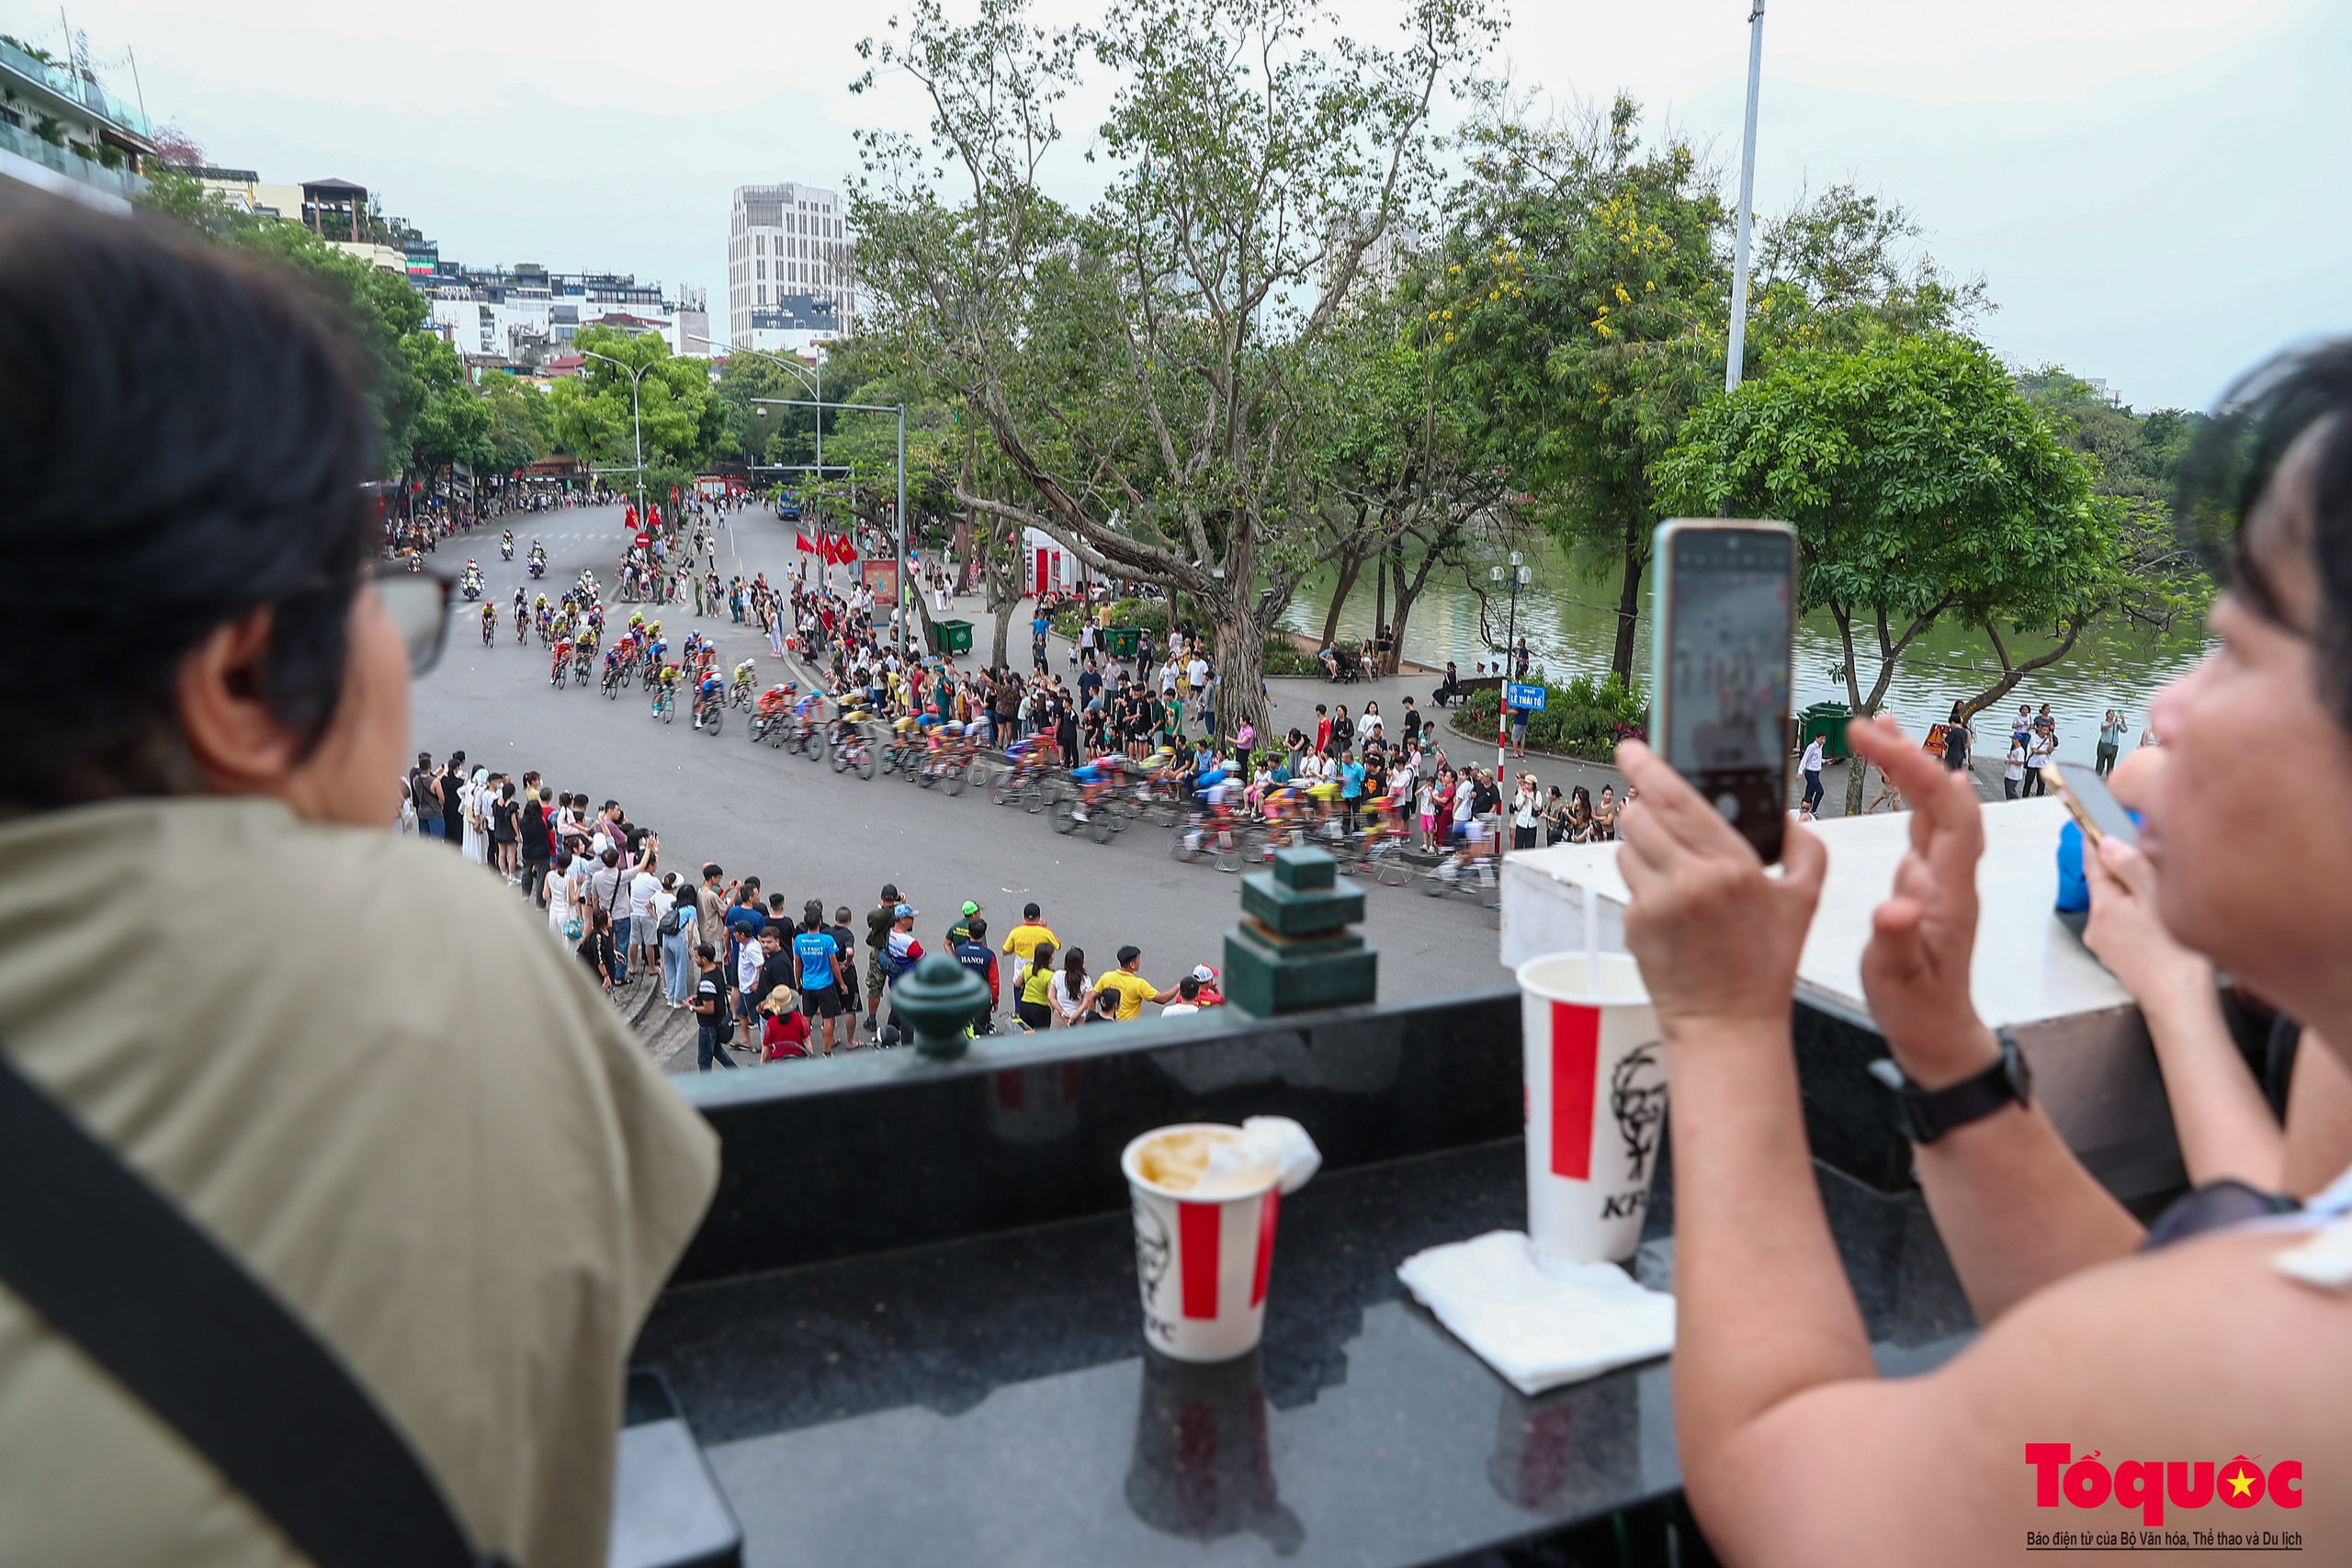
top-left (578, 347), bottom-right (651, 529)
top-left (1724, 0), bottom-right (1767, 396)
top-left (1491, 550), bottom-right (1532, 778)
top-left (689, 333), bottom-right (824, 519)
top-left (750, 393), bottom-right (911, 661)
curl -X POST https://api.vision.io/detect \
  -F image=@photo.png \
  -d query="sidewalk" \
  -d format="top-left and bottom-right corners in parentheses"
top-left (865, 583), bottom-right (2007, 817)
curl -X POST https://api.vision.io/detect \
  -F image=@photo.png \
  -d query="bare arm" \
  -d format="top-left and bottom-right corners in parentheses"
top-left (1613, 745), bottom-right (1876, 1495)
top-left (1846, 720), bottom-right (2143, 1321)
top-left (2284, 1027), bottom-right (2352, 1197)
top-left (2083, 831), bottom-right (2283, 1189)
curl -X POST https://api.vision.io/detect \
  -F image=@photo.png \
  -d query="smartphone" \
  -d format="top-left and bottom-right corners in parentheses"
top-left (2047, 761), bottom-right (2139, 848)
top-left (1649, 520), bottom-right (1799, 863)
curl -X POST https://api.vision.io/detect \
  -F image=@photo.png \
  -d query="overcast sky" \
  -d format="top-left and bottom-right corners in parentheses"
top-left (29, 0), bottom-right (2347, 410)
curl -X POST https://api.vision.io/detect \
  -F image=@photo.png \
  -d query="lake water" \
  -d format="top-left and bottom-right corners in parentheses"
top-left (1279, 540), bottom-right (2213, 767)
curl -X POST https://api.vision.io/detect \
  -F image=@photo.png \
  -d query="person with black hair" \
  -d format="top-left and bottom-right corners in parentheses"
top-left (0, 186), bottom-right (716, 1567)
top-left (1615, 339), bottom-right (2352, 1562)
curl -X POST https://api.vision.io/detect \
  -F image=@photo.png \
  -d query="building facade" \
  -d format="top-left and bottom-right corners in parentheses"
top-left (424, 263), bottom-right (707, 373)
top-left (726, 182), bottom-right (855, 355)
top-left (0, 28), bottom-right (154, 209)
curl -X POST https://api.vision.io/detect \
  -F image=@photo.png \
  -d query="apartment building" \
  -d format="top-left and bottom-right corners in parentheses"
top-left (0, 27), bottom-right (154, 209)
top-left (726, 181), bottom-right (855, 355)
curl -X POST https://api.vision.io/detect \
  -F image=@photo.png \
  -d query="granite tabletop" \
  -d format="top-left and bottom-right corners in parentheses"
top-left (637, 1138), bottom-right (1978, 1568)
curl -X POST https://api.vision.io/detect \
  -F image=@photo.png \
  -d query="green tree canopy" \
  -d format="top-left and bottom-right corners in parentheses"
top-left (545, 326), bottom-right (731, 510)
top-left (1654, 333), bottom-right (2119, 809)
top-left (852, 0), bottom-right (1499, 732)
top-left (1431, 96), bottom-right (1729, 682)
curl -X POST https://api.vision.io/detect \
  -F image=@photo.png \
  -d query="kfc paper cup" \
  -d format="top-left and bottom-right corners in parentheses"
top-left (1517, 952), bottom-right (1668, 1264)
top-left (1123, 1119), bottom-right (1320, 1363)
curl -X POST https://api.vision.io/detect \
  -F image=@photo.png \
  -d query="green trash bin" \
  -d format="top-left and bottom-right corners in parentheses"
top-left (1103, 626), bottom-right (1141, 660)
top-left (930, 618), bottom-right (974, 656)
top-left (1798, 701), bottom-right (1853, 760)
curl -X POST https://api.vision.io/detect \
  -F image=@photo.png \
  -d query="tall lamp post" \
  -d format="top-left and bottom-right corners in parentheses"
top-left (752, 395), bottom-right (910, 660)
top-left (1491, 551), bottom-right (1531, 779)
top-left (578, 347), bottom-right (653, 532)
top-left (690, 334), bottom-right (823, 517)
top-left (1724, 0), bottom-right (1767, 396)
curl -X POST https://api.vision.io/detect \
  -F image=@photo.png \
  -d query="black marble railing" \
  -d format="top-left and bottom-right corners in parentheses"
top-left (643, 992), bottom-right (1979, 1568)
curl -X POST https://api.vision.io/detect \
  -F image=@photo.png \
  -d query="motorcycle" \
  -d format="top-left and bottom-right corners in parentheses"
top-left (500, 539), bottom-right (514, 561)
top-left (460, 575), bottom-right (482, 602)
top-left (526, 557), bottom-right (546, 580)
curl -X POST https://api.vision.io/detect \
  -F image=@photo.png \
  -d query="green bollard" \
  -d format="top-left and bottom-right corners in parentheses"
top-left (1223, 847), bottom-right (1377, 1017)
top-left (888, 953), bottom-right (992, 1059)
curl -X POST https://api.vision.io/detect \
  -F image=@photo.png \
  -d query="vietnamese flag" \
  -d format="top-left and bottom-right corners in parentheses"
top-left (796, 531), bottom-right (815, 554)
top-left (833, 534), bottom-right (856, 565)
top-left (624, 506), bottom-right (637, 529)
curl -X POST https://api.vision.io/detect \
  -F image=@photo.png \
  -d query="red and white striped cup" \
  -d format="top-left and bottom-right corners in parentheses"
top-left (1518, 953), bottom-right (1667, 1264)
top-left (1122, 1120), bottom-right (1317, 1363)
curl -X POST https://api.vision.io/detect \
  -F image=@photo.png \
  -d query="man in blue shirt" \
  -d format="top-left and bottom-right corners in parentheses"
top-left (1340, 750), bottom-right (1367, 831)
top-left (951, 915), bottom-right (1000, 1033)
top-left (792, 899), bottom-right (847, 1055)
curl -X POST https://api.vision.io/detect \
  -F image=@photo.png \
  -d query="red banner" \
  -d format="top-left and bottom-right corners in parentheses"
top-left (796, 532), bottom-right (815, 554)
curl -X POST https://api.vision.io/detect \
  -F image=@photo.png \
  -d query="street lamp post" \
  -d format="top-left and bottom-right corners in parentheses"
top-left (1724, 0), bottom-right (1767, 396)
top-left (1491, 552), bottom-right (1531, 778)
top-left (690, 334), bottom-right (823, 522)
top-left (752, 396), bottom-right (910, 660)
top-left (578, 348), bottom-right (650, 530)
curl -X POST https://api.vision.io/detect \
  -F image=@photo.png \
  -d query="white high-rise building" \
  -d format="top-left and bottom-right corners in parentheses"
top-left (727, 182), bottom-right (855, 355)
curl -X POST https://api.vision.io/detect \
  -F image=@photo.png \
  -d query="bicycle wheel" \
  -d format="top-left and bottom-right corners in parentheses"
top-left (1052, 798), bottom-right (1080, 835)
top-left (854, 741), bottom-right (876, 782)
top-left (1022, 780), bottom-right (1046, 814)
top-left (991, 767), bottom-right (1017, 807)
top-left (1170, 824), bottom-right (1200, 863)
top-left (943, 759), bottom-right (968, 796)
top-left (1213, 827), bottom-right (1243, 874)
top-left (1376, 847), bottom-right (1413, 888)
top-left (1091, 811), bottom-right (1115, 844)
top-left (1106, 797), bottom-right (1134, 833)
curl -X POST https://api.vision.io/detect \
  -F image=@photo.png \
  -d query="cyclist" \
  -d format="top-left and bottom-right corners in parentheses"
top-left (1068, 752), bottom-right (1125, 825)
top-left (480, 602), bottom-right (497, 644)
top-left (500, 528), bottom-right (514, 559)
top-left (693, 670), bottom-right (724, 729)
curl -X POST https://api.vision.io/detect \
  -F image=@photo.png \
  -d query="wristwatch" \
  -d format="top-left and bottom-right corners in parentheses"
top-left (1868, 1032), bottom-right (2033, 1145)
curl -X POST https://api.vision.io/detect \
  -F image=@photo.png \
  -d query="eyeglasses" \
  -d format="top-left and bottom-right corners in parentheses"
top-left (372, 566), bottom-right (456, 676)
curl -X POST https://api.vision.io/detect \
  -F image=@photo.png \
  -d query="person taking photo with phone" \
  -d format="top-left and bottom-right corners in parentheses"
top-left (1614, 341), bottom-right (2352, 1563)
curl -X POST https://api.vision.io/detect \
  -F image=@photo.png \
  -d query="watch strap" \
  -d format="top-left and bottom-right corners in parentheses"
top-left (1869, 1032), bottom-right (2030, 1145)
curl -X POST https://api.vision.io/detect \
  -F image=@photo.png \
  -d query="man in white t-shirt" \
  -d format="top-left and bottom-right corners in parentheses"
top-left (1159, 975), bottom-right (1205, 1018)
top-left (627, 856), bottom-right (663, 983)
top-left (1186, 655), bottom-right (1209, 699)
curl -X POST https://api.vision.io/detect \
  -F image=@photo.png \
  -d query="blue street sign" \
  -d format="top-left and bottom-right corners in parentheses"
top-left (1504, 682), bottom-right (1547, 712)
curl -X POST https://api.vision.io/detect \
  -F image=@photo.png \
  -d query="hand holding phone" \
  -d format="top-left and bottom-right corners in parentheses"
top-left (2046, 761), bottom-right (2139, 848)
top-left (1648, 520), bottom-right (1799, 863)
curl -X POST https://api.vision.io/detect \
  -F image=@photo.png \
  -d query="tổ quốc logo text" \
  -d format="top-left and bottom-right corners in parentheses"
top-left (2027, 1444), bottom-right (2302, 1534)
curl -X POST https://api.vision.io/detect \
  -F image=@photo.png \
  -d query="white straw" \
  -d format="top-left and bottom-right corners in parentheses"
top-left (1583, 879), bottom-right (1600, 989)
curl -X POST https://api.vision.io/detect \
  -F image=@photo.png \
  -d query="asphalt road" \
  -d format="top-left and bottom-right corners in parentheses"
top-left (407, 503), bottom-right (1512, 1005)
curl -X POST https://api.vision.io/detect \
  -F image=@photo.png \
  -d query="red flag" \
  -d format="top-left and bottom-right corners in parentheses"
top-left (624, 506), bottom-right (637, 529)
top-left (832, 534), bottom-right (855, 566)
top-left (796, 532), bottom-right (814, 554)
top-left (820, 534), bottom-right (842, 566)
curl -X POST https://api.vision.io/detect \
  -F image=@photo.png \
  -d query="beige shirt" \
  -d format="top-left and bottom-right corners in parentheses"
top-left (0, 798), bottom-right (718, 1567)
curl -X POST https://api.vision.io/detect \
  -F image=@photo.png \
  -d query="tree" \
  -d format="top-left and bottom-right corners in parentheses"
top-left (1655, 333), bottom-right (2118, 811)
top-left (478, 377), bottom-right (552, 475)
top-left (1741, 183), bottom-right (1988, 363)
top-left (852, 0), bottom-right (1499, 736)
top-left (2018, 368), bottom-right (2212, 630)
top-left (1435, 96), bottom-right (1729, 683)
top-left (141, 166), bottom-right (441, 479)
top-left (545, 327), bottom-right (731, 512)
top-left (1307, 299), bottom-right (1517, 671)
